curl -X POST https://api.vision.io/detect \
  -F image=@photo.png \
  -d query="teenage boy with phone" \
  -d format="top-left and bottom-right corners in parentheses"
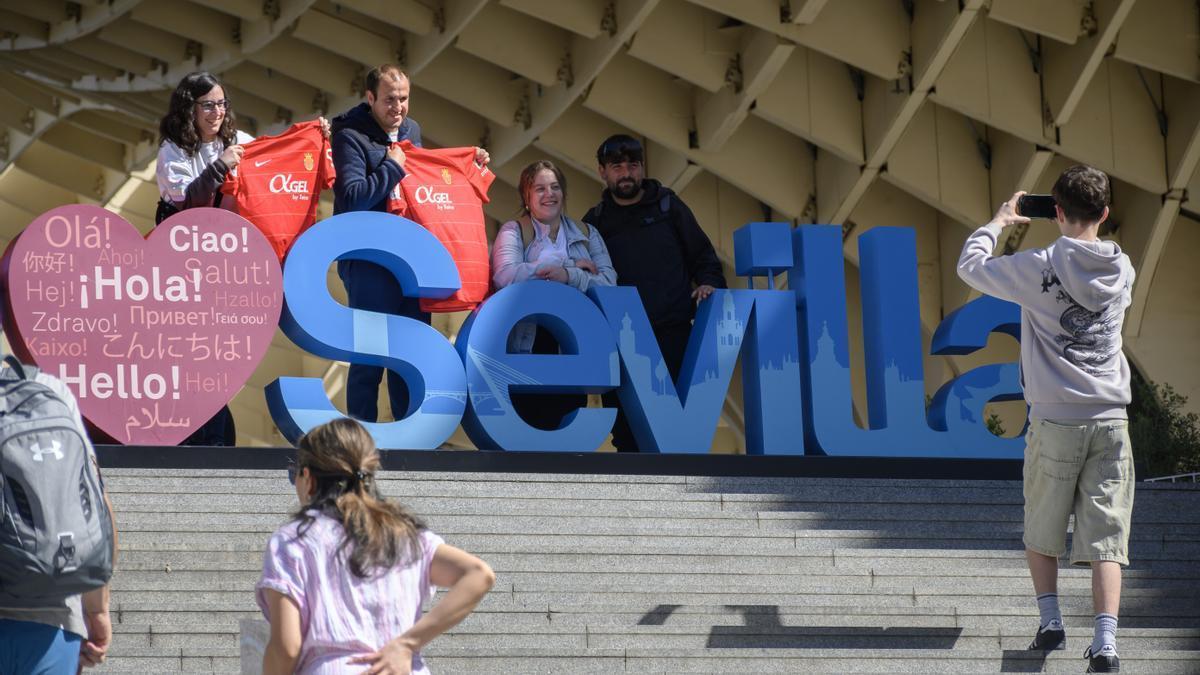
top-left (957, 165), bottom-right (1135, 673)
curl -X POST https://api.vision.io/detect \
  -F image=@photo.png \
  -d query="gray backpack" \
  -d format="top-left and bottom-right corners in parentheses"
top-left (0, 357), bottom-right (113, 601)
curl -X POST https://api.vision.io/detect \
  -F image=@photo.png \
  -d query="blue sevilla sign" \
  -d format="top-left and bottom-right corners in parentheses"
top-left (267, 214), bottom-right (1024, 457)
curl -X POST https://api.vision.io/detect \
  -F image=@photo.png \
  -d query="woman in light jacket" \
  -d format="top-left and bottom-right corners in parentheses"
top-left (491, 159), bottom-right (617, 431)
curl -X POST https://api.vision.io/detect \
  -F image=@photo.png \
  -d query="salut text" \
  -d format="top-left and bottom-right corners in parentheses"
top-left (268, 214), bottom-right (1026, 459)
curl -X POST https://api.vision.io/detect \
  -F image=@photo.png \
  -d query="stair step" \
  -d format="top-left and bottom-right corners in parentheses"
top-left (87, 469), bottom-right (1198, 673)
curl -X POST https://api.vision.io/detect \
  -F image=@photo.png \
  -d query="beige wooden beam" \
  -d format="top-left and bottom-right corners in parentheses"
top-left (457, 3), bottom-right (568, 87)
top-left (694, 28), bottom-right (794, 151)
top-left (485, 0), bottom-right (662, 167)
top-left (406, 0), bottom-right (491, 74)
top-left (417, 49), bottom-right (523, 128)
top-left (630, 0), bottom-right (736, 94)
top-left (1045, 0), bottom-right (1139, 126)
top-left (987, 0), bottom-right (1086, 45)
top-left (191, 0), bottom-right (266, 22)
top-left (1112, 0), bottom-right (1198, 83)
top-left (785, 0), bottom-right (828, 24)
top-left (754, 47), bottom-right (864, 164)
top-left (689, 0), bottom-right (911, 81)
top-left (337, 0), bottom-right (436, 36)
top-left (501, 0), bottom-right (606, 38)
top-left (831, 0), bottom-right (983, 224)
top-left (291, 9), bottom-right (395, 69)
top-left (222, 63), bottom-right (321, 117)
top-left (0, 9), bottom-right (49, 47)
top-left (1125, 198), bottom-right (1182, 337)
top-left (129, 2), bottom-right (238, 55)
top-left (39, 122), bottom-right (128, 172)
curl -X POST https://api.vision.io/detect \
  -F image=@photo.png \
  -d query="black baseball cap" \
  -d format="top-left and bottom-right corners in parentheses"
top-left (597, 134), bottom-right (643, 165)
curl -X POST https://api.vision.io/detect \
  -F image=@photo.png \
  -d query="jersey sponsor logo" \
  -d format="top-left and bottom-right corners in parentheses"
top-left (269, 173), bottom-right (312, 199)
top-left (254, 158), bottom-right (272, 168)
top-left (414, 184), bottom-right (453, 208)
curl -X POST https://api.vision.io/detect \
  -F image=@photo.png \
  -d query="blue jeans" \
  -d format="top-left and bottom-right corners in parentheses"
top-left (337, 259), bottom-right (431, 422)
top-left (0, 619), bottom-right (82, 675)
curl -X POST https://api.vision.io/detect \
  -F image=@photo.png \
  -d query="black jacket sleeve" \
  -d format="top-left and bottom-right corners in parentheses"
top-left (672, 197), bottom-right (727, 289)
top-left (181, 158), bottom-right (229, 209)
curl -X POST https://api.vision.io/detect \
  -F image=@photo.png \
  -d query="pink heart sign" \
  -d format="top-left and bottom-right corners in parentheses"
top-left (2, 205), bottom-right (282, 445)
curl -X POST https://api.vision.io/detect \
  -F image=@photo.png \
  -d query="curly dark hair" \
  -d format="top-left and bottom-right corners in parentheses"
top-left (292, 418), bottom-right (427, 579)
top-left (158, 71), bottom-right (237, 156)
top-left (1052, 164), bottom-right (1110, 224)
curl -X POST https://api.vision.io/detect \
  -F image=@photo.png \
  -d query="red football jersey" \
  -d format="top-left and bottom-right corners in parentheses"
top-left (221, 120), bottom-right (335, 261)
top-left (394, 142), bottom-right (495, 312)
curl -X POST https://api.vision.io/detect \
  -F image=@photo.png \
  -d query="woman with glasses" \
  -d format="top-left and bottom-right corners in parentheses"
top-left (155, 71), bottom-right (253, 223)
top-left (491, 159), bottom-right (617, 431)
top-left (152, 71), bottom-right (253, 446)
top-left (259, 418), bottom-right (494, 674)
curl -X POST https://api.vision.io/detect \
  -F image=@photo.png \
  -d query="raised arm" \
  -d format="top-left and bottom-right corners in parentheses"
top-left (957, 192), bottom-right (1031, 303)
top-left (351, 544), bottom-right (494, 674)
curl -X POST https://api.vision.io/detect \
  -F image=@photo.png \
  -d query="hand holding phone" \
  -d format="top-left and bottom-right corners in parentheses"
top-left (1016, 194), bottom-right (1057, 219)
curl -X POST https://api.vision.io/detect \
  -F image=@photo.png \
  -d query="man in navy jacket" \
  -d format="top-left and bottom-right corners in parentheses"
top-left (330, 63), bottom-right (488, 424)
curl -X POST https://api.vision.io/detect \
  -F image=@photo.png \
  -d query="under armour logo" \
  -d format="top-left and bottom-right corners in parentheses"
top-left (30, 440), bottom-right (63, 462)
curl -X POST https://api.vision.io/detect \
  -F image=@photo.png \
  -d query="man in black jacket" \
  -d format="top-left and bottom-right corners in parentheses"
top-left (583, 134), bottom-right (727, 452)
top-left (330, 63), bottom-right (489, 424)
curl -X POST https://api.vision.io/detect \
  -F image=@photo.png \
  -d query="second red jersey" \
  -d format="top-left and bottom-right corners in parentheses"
top-left (222, 120), bottom-right (335, 261)
top-left (394, 142), bottom-right (495, 312)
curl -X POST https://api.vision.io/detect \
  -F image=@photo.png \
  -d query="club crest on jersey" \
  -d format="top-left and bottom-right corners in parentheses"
top-left (303, 152), bottom-right (315, 171)
top-left (441, 168), bottom-right (452, 185)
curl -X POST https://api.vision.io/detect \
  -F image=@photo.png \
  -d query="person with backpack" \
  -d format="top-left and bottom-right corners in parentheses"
top-left (0, 359), bottom-right (117, 674)
top-left (491, 159), bottom-right (617, 432)
top-left (257, 417), bottom-right (494, 674)
top-left (582, 135), bottom-right (726, 452)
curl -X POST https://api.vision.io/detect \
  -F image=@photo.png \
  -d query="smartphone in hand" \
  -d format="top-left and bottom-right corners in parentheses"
top-left (1016, 194), bottom-right (1057, 219)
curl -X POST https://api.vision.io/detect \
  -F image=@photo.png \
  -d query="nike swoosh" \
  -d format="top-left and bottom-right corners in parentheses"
top-left (254, 159), bottom-right (271, 168)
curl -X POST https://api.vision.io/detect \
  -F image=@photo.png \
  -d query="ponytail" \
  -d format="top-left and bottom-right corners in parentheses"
top-left (292, 419), bottom-right (426, 578)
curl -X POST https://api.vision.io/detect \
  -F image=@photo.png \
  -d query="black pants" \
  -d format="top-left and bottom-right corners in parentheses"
top-left (604, 322), bottom-right (692, 452)
top-left (510, 327), bottom-right (587, 432)
top-left (160, 200), bottom-right (237, 447)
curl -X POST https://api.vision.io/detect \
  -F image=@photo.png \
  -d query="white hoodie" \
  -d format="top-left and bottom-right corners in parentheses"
top-left (958, 222), bottom-right (1136, 420)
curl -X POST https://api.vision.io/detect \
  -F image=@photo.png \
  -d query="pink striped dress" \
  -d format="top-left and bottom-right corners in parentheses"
top-left (256, 511), bottom-right (444, 674)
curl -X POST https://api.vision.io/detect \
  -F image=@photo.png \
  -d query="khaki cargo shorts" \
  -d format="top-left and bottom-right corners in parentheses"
top-left (1023, 418), bottom-right (1135, 566)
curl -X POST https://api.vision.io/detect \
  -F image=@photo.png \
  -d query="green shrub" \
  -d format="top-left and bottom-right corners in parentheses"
top-left (1129, 369), bottom-right (1200, 477)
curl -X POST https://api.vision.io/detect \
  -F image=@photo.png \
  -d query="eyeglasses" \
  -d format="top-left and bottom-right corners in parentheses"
top-left (287, 458), bottom-right (298, 485)
top-left (196, 99), bottom-right (229, 113)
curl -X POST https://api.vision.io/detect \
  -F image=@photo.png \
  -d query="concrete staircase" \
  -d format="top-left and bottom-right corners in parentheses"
top-left (95, 469), bottom-right (1200, 673)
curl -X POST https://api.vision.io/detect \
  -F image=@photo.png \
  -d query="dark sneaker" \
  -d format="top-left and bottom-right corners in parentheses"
top-left (1028, 621), bottom-right (1066, 650)
top-left (1085, 645), bottom-right (1120, 672)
